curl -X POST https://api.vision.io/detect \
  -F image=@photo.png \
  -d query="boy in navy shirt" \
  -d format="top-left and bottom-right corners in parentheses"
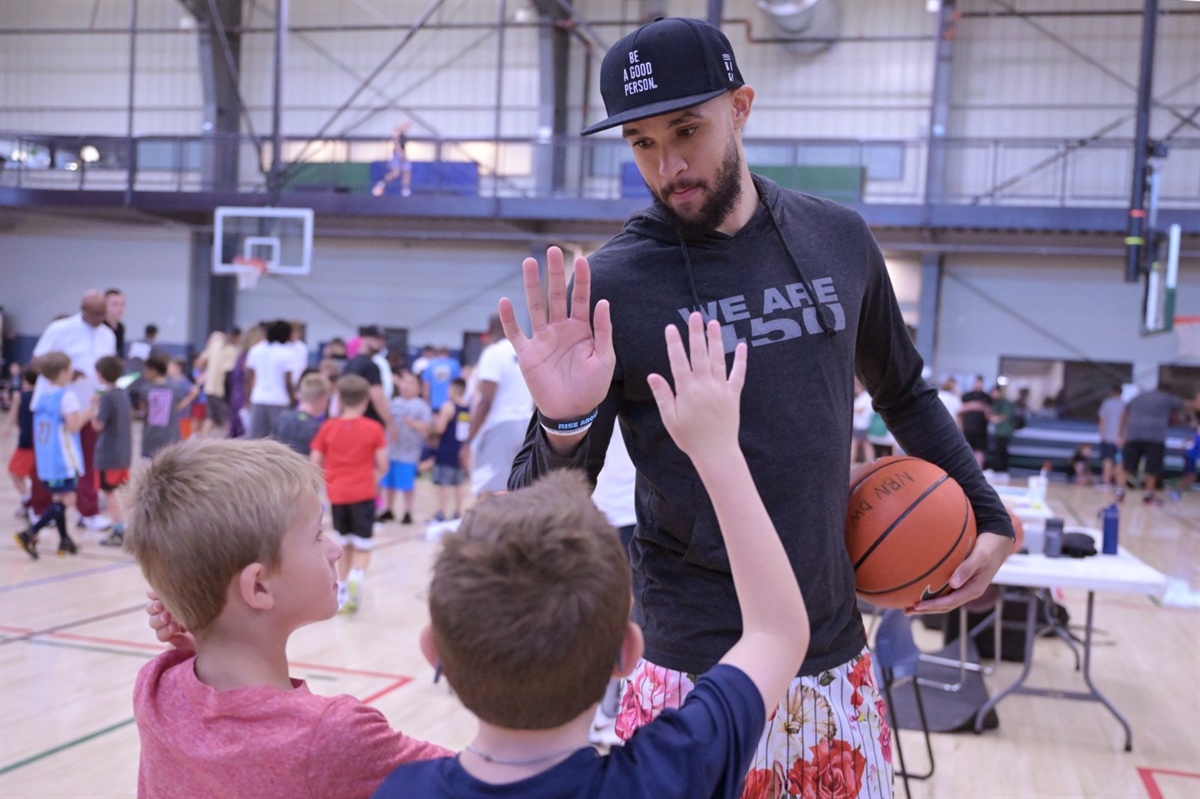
top-left (372, 315), bottom-right (809, 799)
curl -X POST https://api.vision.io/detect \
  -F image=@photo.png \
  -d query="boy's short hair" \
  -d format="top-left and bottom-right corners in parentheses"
top-left (449, 377), bottom-right (467, 392)
top-left (124, 438), bottom-right (322, 637)
top-left (429, 470), bottom-right (630, 730)
top-left (298, 372), bottom-right (332, 404)
top-left (37, 351), bottom-right (72, 382)
top-left (336, 373), bottom-right (370, 408)
top-left (22, 365), bottom-right (40, 386)
top-left (95, 355), bottom-right (124, 385)
top-left (143, 355), bottom-right (168, 376)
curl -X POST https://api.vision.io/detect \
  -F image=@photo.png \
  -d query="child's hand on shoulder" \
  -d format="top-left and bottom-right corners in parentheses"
top-left (647, 312), bottom-right (746, 464)
top-left (146, 589), bottom-right (196, 653)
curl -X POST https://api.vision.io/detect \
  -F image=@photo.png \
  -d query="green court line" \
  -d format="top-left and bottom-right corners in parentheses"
top-left (0, 718), bottom-right (136, 776)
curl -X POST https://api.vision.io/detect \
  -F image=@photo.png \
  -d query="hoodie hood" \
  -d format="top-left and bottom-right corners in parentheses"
top-left (618, 174), bottom-right (839, 336)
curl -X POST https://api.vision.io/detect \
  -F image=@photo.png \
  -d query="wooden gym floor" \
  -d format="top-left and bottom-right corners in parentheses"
top-left (1, 425), bottom-right (1197, 798)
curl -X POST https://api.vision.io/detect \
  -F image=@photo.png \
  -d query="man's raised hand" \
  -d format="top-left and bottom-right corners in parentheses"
top-left (498, 246), bottom-right (615, 420)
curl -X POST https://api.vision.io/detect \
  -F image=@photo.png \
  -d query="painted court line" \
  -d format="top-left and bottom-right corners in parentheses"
top-left (0, 628), bottom-right (416, 776)
top-left (1137, 766), bottom-right (1200, 799)
top-left (0, 718), bottom-right (136, 776)
top-left (0, 560), bottom-right (136, 593)
top-left (0, 604), bottom-right (145, 647)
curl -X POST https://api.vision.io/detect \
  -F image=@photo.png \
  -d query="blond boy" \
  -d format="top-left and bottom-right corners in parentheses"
top-left (128, 438), bottom-right (448, 799)
top-left (272, 372), bottom-right (332, 456)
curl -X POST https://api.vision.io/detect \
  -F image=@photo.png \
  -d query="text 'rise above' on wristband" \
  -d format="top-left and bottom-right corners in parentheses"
top-left (538, 407), bottom-right (600, 436)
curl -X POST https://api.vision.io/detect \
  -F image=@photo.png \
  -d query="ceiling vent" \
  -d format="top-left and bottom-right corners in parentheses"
top-left (756, 0), bottom-right (842, 56)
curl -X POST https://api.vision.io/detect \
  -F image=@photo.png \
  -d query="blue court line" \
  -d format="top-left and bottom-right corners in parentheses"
top-left (0, 561), bottom-right (136, 594)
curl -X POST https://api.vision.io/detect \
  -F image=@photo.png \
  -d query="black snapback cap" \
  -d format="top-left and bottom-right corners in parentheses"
top-left (581, 17), bottom-right (745, 136)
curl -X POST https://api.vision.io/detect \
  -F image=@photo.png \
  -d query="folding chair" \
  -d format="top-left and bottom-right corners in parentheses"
top-left (874, 609), bottom-right (935, 799)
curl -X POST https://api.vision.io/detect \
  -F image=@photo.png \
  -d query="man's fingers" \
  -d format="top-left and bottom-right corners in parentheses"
top-left (522, 257), bottom-right (547, 332)
top-left (546, 246), bottom-right (569, 324)
top-left (498, 297), bottom-right (528, 351)
top-left (593, 299), bottom-right (614, 364)
top-left (569, 256), bottom-right (591, 322)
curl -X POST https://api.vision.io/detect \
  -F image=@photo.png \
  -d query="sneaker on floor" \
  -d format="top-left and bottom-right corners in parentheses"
top-left (57, 538), bottom-right (78, 557)
top-left (1143, 493), bottom-right (1162, 506)
top-left (100, 532), bottom-right (125, 547)
top-left (376, 510), bottom-right (395, 523)
top-left (80, 514), bottom-right (113, 531)
top-left (14, 530), bottom-right (38, 560)
top-left (401, 512), bottom-right (413, 525)
top-left (429, 511), bottom-right (446, 524)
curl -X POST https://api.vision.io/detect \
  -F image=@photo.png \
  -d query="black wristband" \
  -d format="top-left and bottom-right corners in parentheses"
top-left (537, 407), bottom-right (600, 435)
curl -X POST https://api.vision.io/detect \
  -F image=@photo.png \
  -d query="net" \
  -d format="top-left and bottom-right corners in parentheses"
top-left (232, 256), bottom-right (269, 291)
top-left (1177, 317), bottom-right (1200, 361)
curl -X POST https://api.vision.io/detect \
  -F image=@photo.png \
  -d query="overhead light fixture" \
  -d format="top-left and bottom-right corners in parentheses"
top-left (926, 0), bottom-right (940, 10)
top-left (80, 145), bottom-right (100, 163)
top-left (65, 161), bottom-right (79, 171)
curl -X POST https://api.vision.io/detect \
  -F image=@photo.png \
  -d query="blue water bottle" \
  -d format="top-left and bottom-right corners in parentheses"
top-left (1100, 503), bottom-right (1120, 555)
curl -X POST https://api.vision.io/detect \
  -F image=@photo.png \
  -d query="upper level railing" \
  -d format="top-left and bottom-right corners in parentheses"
top-left (2, 131), bottom-right (1197, 210)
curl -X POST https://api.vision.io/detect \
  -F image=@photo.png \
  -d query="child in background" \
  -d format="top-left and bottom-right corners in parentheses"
top-left (310, 375), bottom-right (387, 614)
top-left (372, 316), bottom-right (809, 798)
top-left (5, 366), bottom-right (38, 520)
top-left (430, 377), bottom-right (469, 523)
top-left (15, 352), bottom-right (92, 559)
top-left (141, 355), bottom-right (197, 459)
top-left (128, 438), bottom-right (450, 799)
top-left (92, 356), bottom-right (134, 547)
top-left (1070, 443), bottom-right (1095, 486)
top-left (168, 358), bottom-right (201, 439)
top-left (379, 372), bottom-right (432, 525)
top-left (272, 373), bottom-right (332, 456)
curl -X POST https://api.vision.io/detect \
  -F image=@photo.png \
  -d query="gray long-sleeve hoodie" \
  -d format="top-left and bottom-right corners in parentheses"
top-left (510, 175), bottom-right (1013, 677)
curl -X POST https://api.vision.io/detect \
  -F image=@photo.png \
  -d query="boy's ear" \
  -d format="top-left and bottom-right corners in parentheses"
top-left (237, 562), bottom-right (274, 611)
top-left (614, 621), bottom-right (644, 678)
top-left (418, 624), bottom-right (439, 669)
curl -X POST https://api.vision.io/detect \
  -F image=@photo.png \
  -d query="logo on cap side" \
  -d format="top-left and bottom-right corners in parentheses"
top-left (723, 53), bottom-right (735, 83)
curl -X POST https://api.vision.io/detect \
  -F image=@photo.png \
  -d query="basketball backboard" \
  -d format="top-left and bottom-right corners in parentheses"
top-left (213, 207), bottom-right (313, 276)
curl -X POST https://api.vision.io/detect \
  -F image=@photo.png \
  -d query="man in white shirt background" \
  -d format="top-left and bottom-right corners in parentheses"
top-left (466, 313), bottom-right (533, 496)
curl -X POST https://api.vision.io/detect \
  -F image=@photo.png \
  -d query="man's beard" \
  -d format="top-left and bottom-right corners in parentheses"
top-left (652, 136), bottom-right (743, 239)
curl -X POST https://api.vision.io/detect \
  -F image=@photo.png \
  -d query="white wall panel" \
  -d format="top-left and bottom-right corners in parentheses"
top-left (0, 215), bottom-right (192, 346)
top-left (934, 254), bottom-right (1200, 388)
top-left (233, 237), bottom-right (532, 353)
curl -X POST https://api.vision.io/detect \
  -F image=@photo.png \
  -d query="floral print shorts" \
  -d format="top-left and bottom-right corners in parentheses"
top-left (616, 647), bottom-right (894, 799)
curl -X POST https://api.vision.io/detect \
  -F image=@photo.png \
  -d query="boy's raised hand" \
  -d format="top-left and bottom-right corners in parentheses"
top-left (498, 246), bottom-right (615, 421)
top-left (647, 313), bottom-right (747, 463)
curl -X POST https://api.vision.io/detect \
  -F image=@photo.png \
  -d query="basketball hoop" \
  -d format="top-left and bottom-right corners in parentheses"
top-left (231, 256), bottom-right (269, 291)
top-left (1176, 316), bottom-right (1200, 362)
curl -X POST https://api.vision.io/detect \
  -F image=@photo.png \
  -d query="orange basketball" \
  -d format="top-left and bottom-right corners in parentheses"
top-left (846, 455), bottom-right (976, 609)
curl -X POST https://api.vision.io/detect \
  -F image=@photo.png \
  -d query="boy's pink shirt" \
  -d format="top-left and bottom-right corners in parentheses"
top-left (134, 648), bottom-right (450, 799)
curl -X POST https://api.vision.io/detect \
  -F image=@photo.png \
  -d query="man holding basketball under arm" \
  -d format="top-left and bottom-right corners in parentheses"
top-left (503, 17), bottom-right (1014, 798)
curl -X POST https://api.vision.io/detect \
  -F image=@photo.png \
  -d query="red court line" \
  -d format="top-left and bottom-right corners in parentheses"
top-left (1138, 767), bottom-right (1200, 799)
top-left (0, 625), bottom-right (414, 683)
top-left (362, 678), bottom-right (414, 704)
